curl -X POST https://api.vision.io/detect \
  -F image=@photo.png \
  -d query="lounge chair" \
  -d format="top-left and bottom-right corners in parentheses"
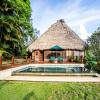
top-left (49, 56), bottom-right (55, 62)
top-left (58, 56), bottom-right (63, 62)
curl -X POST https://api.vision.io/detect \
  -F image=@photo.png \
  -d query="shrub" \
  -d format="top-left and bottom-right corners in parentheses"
top-left (74, 56), bottom-right (80, 63)
top-left (85, 51), bottom-right (97, 71)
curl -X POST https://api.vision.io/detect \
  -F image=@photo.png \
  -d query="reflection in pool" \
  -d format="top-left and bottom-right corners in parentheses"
top-left (13, 65), bottom-right (83, 73)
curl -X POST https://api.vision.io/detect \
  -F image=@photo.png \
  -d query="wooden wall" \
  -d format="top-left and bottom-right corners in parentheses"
top-left (32, 50), bottom-right (84, 63)
top-left (32, 50), bottom-right (43, 62)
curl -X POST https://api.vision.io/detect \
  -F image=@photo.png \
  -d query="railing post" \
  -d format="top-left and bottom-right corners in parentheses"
top-left (80, 55), bottom-right (83, 63)
top-left (44, 50), bottom-right (45, 63)
top-left (29, 56), bottom-right (31, 63)
top-left (26, 56), bottom-right (28, 64)
top-left (0, 55), bottom-right (2, 66)
top-left (82, 56), bottom-right (83, 64)
top-left (12, 55), bottom-right (14, 65)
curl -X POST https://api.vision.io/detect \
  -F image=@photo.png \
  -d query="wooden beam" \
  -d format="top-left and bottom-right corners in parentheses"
top-left (68, 49), bottom-right (69, 61)
top-left (44, 50), bottom-right (46, 62)
top-left (29, 56), bottom-right (31, 63)
top-left (84, 50), bottom-right (85, 64)
top-left (38, 50), bottom-right (40, 63)
top-left (0, 56), bottom-right (2, 66)
top-left (26, 56), bottom-right (28, 64)
top-left (42, 50), bottom-right (44, 62)
top-left (11, 55), bottom-right (14, 65)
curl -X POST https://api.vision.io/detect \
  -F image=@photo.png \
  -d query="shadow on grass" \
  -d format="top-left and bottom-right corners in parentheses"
top-left (0, 81), bottom-right (8, 89)
top-left (23, 91), bottom-right (37, 100)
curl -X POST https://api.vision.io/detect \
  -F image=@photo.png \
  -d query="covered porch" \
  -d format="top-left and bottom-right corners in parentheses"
top-left (32, 45), bottom-right (85, 64)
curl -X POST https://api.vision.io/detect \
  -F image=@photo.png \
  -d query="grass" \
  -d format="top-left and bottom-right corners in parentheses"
top-left (0, 81), bottom-right (100, 100)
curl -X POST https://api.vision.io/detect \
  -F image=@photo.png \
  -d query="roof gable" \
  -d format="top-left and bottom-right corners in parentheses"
top-left (28, 19), bottom-right (85, 51)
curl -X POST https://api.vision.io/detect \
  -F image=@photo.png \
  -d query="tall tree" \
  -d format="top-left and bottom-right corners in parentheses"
top-left (0, 0), bottom-right (34, 56)
top-left (87, 27), bottom-right (100, 60)
top-left (87, 27), bottom-right (100, 73)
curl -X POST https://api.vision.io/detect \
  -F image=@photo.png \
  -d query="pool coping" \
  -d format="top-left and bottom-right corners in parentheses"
top-left (4, 76), bottom-right (100, 82)
top-left (0, 63), bottom-right (84, 79)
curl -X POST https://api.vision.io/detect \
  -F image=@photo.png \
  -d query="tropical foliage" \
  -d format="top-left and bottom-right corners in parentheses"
top-left (86, 27), bottom-right (100, 73)
top-left (85, 51), bottom-right (97, 71)
top-left (0, 0), bottom-right (34, 56)
top-left (87, 27), bottom-right (100, 59)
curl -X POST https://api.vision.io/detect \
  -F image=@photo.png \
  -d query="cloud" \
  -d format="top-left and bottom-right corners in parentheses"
top-left (79, 24), bottom-right (88, 40)
top-left (31, 0), bottom-right (100, 40)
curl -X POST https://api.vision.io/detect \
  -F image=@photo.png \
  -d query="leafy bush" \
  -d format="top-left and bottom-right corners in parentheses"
top-left (85, 51), bottom-right (97, 71)
top-left (74, 56), bottom-right (80, 63)
top-left (95, 61), bottom-right (100, 73)
top-left (68, 56), bottom-right (74, 62)
top-left (87, 27), bottom-right (100, 73)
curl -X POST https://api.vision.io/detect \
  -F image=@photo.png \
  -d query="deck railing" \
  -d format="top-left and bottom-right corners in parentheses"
top-left (0, 55), bottom-right (84, 71)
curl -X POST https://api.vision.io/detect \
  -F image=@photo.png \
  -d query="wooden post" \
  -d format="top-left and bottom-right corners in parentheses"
top-left (68, 49), bottom-right (69, 62)
top-left (12, 55), bottom-right (14, 65)
top-left (26, 56), bottom-right (28, 64)
top-left (0, 55), bottom-right (2, 66)
top-left (84, 50), bottom-right (85, 64)
top-left (38, 49), bottom-right (40, 63)
top-left (80, 55), bottom-right (82, 63)
top-left (44, 50), bottom-right (45, 63)
top-left (65, 50), bottom-right (66, 62)
top-left (29, 56), bottom-right (31, 63)
top-left (43, 50), bottom-right (44, 62)
top-left (79, 50), bottom-right (81, 63)
top-left (82, 55), bottom-right (83, 64)
top-left (63, 50), bottom-right (65, 63)
top-left (73, 50), bottom-right (74, 63)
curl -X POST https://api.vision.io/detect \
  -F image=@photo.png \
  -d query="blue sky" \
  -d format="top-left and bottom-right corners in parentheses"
top-left (30, 0), bottom-right (100, 40)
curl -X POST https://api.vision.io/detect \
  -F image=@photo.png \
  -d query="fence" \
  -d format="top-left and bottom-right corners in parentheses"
top-left (0, 55), bottom-right (32, 70)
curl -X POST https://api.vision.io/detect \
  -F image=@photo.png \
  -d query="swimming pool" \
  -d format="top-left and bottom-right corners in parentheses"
top-left (12, 64), bottom-right (98, 77)
top-left (13, 64), bottom-right (84, 74)
top-left (17, 67), bottom-right (82, 73)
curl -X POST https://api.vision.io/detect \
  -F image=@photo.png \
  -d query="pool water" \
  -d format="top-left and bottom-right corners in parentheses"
top-left (12, 65), bottom-right (98, 77)
top-left (14, 66), bottom-right (82, 73)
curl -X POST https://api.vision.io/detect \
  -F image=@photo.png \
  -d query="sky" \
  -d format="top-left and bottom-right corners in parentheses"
top-left (30, 0), bottom-right (100, 40)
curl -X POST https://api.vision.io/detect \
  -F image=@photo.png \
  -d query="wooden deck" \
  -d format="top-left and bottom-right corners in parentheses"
top-left (0, 61), bottom-right (83, 71)
top-left (0, 64), bottom-right (27, 71)
top-left (33, 61), bottom-right (83, 64)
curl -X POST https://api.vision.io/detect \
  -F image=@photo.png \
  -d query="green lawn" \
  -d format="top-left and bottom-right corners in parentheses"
top-left (0, 81), bottom-right (100, 100)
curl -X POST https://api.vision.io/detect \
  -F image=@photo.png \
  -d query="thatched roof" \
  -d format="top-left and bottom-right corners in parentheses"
top-left (28, 19), bottom-right (85, 51)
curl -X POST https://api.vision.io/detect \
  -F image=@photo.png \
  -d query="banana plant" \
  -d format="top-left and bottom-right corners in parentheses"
top-left (85, 51), bottom-right (97, 72)
top-left (0, 50), bottom-right (8, 56)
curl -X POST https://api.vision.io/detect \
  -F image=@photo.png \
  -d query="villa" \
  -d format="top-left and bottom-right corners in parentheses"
top-left (0, 20), bottom-right (99, 81)
top-left (28, 19), bottom-right (85, 65)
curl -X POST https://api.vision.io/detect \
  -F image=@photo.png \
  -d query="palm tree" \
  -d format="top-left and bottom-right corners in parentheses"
top-left (0, 0), bottom-right (34, 56)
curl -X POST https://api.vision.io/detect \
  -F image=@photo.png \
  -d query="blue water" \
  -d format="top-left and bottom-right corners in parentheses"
top-left (15, 66), bottom-right (82, 73)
